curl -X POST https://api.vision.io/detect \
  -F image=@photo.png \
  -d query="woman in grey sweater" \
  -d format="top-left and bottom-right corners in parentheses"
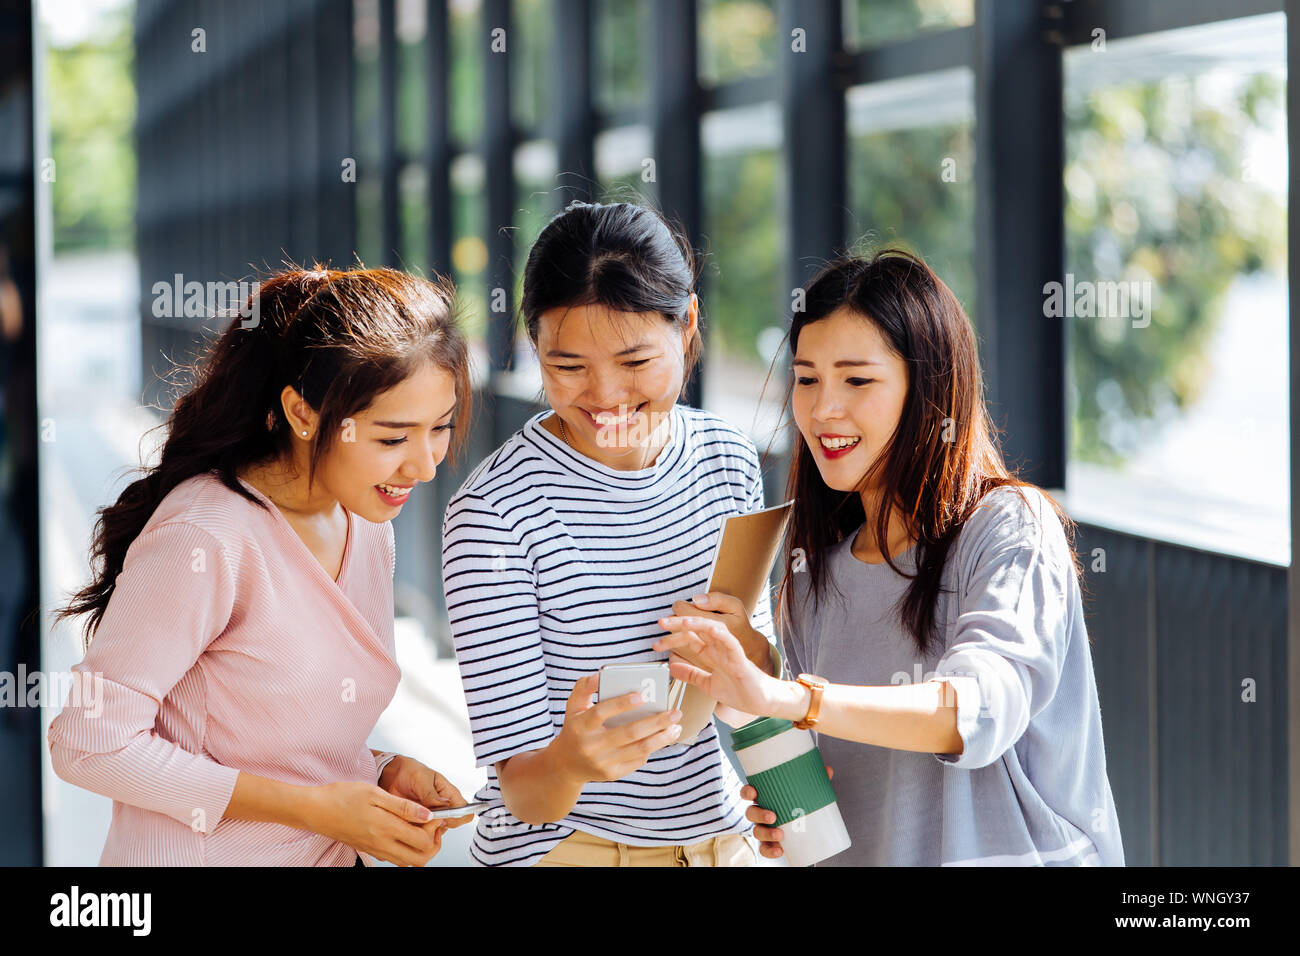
top-left (655, 249), bottom-right (1125, 866)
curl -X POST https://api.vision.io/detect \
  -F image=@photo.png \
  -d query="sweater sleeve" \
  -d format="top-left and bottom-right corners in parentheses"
top-left (442, 489), bottom-right (555, 768)
top-left (932, 488), bottom-right (1075, 770)
top-left (47, 521), bottom-right (242, 834)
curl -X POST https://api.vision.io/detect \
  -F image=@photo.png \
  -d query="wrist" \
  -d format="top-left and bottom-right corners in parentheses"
top-left (543, 732), bottom-right (587, 789)
top-left (743, 627), bottom-right (773, 672)
top-left (296, 783), bottom-right (327, 835)
top-left (377, 753), bottom-right (404, 790)
top-left (772, 679), bottom-right (812, 723)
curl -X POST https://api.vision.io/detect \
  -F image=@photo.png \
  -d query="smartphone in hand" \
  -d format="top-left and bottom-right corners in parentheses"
top-left (597, 662), bottom-right (670, 729)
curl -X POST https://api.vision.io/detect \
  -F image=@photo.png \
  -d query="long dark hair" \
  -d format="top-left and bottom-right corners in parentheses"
top-left (519, 200), bottom-right (701, 392)
top-left (775, 248), bottom-right (1082, 657)
top-left (56, 265), bottom-right (472, 647)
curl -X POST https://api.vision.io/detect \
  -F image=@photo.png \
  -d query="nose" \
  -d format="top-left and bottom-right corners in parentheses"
top-left (583, 365), bottom-right (632, 410)
top-left (401, 433), bottom-right (439, 484)
top-left (810, 382), bottom-right (844, 424)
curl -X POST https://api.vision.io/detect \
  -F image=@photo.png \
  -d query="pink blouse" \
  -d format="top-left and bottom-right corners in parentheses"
top-left (47, 471), bottom-right (401, 865)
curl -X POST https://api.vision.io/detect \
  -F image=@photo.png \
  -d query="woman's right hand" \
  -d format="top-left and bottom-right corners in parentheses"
top-left (551, 673), bottom-right (684, 783)
top-left (305, 780), bottom-right (447, 867)
top-left (741, 765), bottom-right (833, 860)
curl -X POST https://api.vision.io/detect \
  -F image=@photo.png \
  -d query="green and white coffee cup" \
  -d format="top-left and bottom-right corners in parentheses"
top-left (731, 716), bottom-right (852, 867)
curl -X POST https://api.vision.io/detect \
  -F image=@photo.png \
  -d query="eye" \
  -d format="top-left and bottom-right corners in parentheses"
top-left (379, 437), bottom-right (406, 446)
top-left (795, 376), bottom-right (817, 386)
top-left (434, 423), bottom-right (455, 433)
top-left (847, 378), bottom-right (875, 386)
top-left (624, 358), bottom-right (650, 368)
top-left (553, 364), bottom-right (583, 373)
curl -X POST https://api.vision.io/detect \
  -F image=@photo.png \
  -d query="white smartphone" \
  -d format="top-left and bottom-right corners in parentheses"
top-left (424, 800), bottom-right (490, 820)
top-left (597, 662), bottom-right (670, 729)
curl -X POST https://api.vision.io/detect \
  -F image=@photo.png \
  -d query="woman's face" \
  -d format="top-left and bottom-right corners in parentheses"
top-left (791, 306), bottom-right (910, 494)
top-left (316, 361), bottom-right (458, 522)
top-left (536, 301), bottom-right (696, 468)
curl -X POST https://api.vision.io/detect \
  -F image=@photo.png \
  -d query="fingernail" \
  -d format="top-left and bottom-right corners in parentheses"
top-left (669, 709), bottom-right (682, 720)
top-left (669, 724), bottom-right (682, 738)
top-left (692, 593), bottom-right (709, 606)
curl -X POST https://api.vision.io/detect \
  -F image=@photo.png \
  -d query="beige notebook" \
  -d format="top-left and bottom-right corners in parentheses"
top-left (667, 499), bottom-right (794, 744)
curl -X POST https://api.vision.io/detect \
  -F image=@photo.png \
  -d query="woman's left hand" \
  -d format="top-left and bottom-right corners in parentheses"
top-left (653, 614), bottom-right (782, 717)
top-left (669, 592), bottom-right (771, 671)
top-left (380, 756), bottom-right (475, 837)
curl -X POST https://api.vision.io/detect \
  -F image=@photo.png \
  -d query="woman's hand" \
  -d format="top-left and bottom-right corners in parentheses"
top-left (303, 780), bottom-right (448, 867)
top-left (653, 613), bottom-right (785, 717)
top-left (380, 755), bottom-right (474, 830)
top-left (670, 592), bottom-right (772, 671)
top-left (742, 766), bottom-right (834, 860)
top-left (551, 673), bottom-right (684, 783)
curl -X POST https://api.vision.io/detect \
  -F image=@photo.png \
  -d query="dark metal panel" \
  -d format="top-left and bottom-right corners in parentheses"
top-left (652, 0), bottom-right (703, 408)
top-left (554, 0), bottom-right (595, 206)
top-left (846, 24), bottom-right (973, 83)
top-left (0, 0), bottom-right (42, 865)
top-left (379, 0), bottom-right (400, 266)
top-left (426, 0), bottom-right (451, 277)
top-left (1155, 544), bottom-right (1288, 865)
top-left (1286, 0), bottom-right (1299, 870)
top-left (701, 73), bottom-right (779, 112)
top-left (483, 0), bottom-right (514, 374)
top-left (778, 0), bottom-right (845, 292)
top-left (1061, 0), bottom-right (1283, 46)
top-left (973, 0), bottom-right (1064, 489)
top-left (1073, 524), bottom-right (1155, 866)
top-left (317, 0), bottom-right (357, 268)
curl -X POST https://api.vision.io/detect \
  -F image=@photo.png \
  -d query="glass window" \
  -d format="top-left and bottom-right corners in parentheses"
top-left (843, 0), bottom-right (973, 49)
top-left (846, 68), bottom-right (976, 323)
top-left (595, 124), bottom-right (653, 201)
top-left (450, 0), bottom-right (484, 147)
top-left (512, 0), bottom-right (551, 133)
top-left (700, 103), bottom-right (786, 446)
top-left (353, 0), bottom-right (383, 267)
top-left (595, 0), bottom-right (647, 114)
top-left (451, 152), bottom-right (489, 349)
top-left (1062, 13), bottom-right (1288, 564)
top-left (399, 162), bottom-right (428, 270)
top-left (396, 0), bottom-right (427, 158)
top-left (698, 0), bottom-right (778, 87)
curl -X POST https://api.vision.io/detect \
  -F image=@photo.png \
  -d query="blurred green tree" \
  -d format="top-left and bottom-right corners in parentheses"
top-left (47, 5), bottom-right (135, 253)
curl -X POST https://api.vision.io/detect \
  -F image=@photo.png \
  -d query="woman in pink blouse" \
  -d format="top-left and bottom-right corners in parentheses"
top-left (49, 266), bottom-right (474, 866)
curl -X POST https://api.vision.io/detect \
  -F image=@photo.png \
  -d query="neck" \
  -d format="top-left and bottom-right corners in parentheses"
top-left (241, 452), bottom-right (337, 518)
top-left (853, 487), bottom-right (915, 561)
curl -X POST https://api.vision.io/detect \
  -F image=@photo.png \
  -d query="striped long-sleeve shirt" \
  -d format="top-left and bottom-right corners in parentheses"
top-left (441, 403), bottom-right (775, 866)
top-left (47, 471), bottom-right (401, 866)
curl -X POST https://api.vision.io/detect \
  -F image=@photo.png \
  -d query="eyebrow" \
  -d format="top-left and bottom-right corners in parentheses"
top-left (545, 340), bottom-right (655, 359)
top-left (790, 359), bottom-right (884, 368)
top-left (373, 401), bottom-right (457, 429)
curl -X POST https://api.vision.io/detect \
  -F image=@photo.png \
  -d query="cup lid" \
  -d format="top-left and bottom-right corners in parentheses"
top-left (729, 715), bottom-right (795, 751)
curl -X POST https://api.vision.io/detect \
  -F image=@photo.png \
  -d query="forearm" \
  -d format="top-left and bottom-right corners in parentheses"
top-left (496, 742), bottom-right (586, 825)
top-left (770, 678), bottom-right (963, 754)
top-left (224, 770), bottom-right (321, 832)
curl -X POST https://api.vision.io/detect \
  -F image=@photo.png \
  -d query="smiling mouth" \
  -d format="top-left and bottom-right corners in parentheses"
top-left (583, 402), bottom-right (647, 426)
top-left (819, 435), bottom-right (861, 451)
top-left (376, 482), bottom-right (413, 499)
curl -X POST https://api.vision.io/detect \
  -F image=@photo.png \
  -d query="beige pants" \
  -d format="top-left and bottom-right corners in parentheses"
top-left (533, 829), bottom-right (757, 867)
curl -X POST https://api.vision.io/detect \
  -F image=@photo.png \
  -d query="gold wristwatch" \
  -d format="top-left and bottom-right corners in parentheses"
top-left (793, 673), bottom-right (827, 730)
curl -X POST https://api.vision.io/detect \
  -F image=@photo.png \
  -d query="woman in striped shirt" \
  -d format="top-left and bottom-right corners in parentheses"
top-left (442, 201), bottom-right (783, 866)
top-left (49, 266), bottom-right (475, 866)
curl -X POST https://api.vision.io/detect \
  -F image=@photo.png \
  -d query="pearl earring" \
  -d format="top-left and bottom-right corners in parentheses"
top-left (301, 430), bottom-right (308, 438)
